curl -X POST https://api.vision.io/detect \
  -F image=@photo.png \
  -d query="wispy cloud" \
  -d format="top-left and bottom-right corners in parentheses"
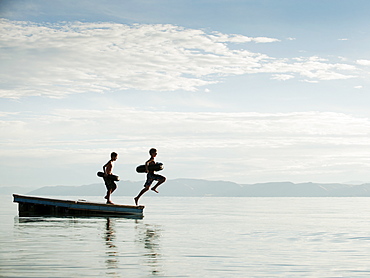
top-left (0, 19), bottom-right (360, 98)
top-left (356, 59), bottom-right (370, 66)
top-left (271, 74), bottom-right (294, 81)
top-left (1, 108), bottom-right (370, 182)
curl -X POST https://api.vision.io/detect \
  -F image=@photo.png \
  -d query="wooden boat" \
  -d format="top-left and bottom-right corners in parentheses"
top-left (13, 194), bottom-right (144, 218)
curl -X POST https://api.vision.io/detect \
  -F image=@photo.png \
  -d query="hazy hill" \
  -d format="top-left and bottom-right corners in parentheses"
top-left (13, 179), bottom-right (370, 197)
top-left (1, 186), bottom-right (37, 195)
top-left (239, 182), bottom-right (354, 197)
top-left (24, 179), bottom-right (241, 197)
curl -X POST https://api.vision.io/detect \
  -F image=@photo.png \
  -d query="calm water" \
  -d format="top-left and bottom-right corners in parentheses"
top-left (2, 195), bottom-right (370, 277)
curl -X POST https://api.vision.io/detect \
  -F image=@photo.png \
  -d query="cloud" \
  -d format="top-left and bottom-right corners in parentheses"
top-left (5, 108), bottom-right (369, 137)
top-left (0, 107), bottom-right (370, 181)
top-left (211, 33), bottom-right (280, 43)
top-left (271, 74), bottom-right (294, 81)
top-left (0, 19), bottom-right (360, 98)
top-left (356, 59), bottom-right (370, 66)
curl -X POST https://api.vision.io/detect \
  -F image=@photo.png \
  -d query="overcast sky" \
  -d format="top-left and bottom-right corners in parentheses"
top-left (2, 0), bottom-right (370, 188)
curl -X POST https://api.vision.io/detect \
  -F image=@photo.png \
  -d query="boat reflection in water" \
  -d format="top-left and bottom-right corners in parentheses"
top-left (13, 214), bottom-right (163, 277)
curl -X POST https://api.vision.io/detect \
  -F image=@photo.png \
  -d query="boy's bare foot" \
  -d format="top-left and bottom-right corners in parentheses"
top-left (134, 197), bottom-right (139, 206)
top-left (151, 188), bottom-right (159, 193)
top-left (106, 201), bottom-right (113, 204)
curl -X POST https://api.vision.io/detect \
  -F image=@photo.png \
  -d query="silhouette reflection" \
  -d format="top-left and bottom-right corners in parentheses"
top-left (13, 216), bottom-right (163, 277)
top-left (135, 223), bottom-right (162, 276)
top-left (104, 218), bottom-right (119, 277)
top-left (103, 218), bottom-right (163, 276)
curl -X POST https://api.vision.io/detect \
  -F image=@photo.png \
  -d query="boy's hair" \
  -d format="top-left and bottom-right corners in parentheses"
top-left (111, 152), bottom-right (118, 158)
top-left (149, 148), bottom-right (157, 155)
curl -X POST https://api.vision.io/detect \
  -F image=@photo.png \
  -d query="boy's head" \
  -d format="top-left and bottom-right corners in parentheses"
top-left (149, 148), bottom-right (157, 157)
top-left (111, 152), bottom-right (118, 161)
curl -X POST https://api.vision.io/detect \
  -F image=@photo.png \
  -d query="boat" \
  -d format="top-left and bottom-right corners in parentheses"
top-left (13, 194), bottom-right (144, 218)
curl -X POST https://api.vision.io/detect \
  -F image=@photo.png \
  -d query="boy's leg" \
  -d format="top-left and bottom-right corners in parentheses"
top-left (104, 177), bottom-right (110, 200)
top-left (151, 175), bottom-right (166, 193)
top-left (134, 186), bottom-right (149, 206)
top-left (111, 182), bottom-right (117, 194)
top-left (106, 189), bottom-right (112, 203)
top-left (105, 180), bottom-right (116, 204)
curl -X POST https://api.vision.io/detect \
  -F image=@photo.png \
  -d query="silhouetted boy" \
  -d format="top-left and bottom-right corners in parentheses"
top-left (103, 152), bottom-right (118, 204)
top-left (134, 148), bottom-right (166, 205)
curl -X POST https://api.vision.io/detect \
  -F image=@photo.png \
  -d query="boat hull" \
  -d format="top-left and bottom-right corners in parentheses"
top-left (13, 194), bottom-right (144, 218)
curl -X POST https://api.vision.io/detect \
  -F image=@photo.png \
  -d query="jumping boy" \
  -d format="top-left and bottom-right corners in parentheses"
top-left (103, 152), bottom-right (118, 204)
top-left (134, 148), bottom-right (166, 206)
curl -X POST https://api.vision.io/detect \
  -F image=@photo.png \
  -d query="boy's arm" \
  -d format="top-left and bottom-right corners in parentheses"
top-left (103, 161), bottom-right (112, 175)
top-left (145, 158), bottom-right (153, 173)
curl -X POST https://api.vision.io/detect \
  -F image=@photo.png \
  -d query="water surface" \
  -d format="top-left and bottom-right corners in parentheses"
top-left (2, 195), bottom-right (370, 277)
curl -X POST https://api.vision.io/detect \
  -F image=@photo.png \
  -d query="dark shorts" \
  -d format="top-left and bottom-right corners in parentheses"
top-left (104, 176), bottom-right (117, 191)
top-left (144, 173), bottom-right (165, 187)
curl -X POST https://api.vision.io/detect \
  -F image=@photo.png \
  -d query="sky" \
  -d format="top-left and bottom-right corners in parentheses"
top-left (2, 0), bottom-right (370, 188)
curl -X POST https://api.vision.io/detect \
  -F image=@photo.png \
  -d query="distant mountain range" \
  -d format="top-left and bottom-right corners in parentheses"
top-left (6, 179), bottom-right (370, 197)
